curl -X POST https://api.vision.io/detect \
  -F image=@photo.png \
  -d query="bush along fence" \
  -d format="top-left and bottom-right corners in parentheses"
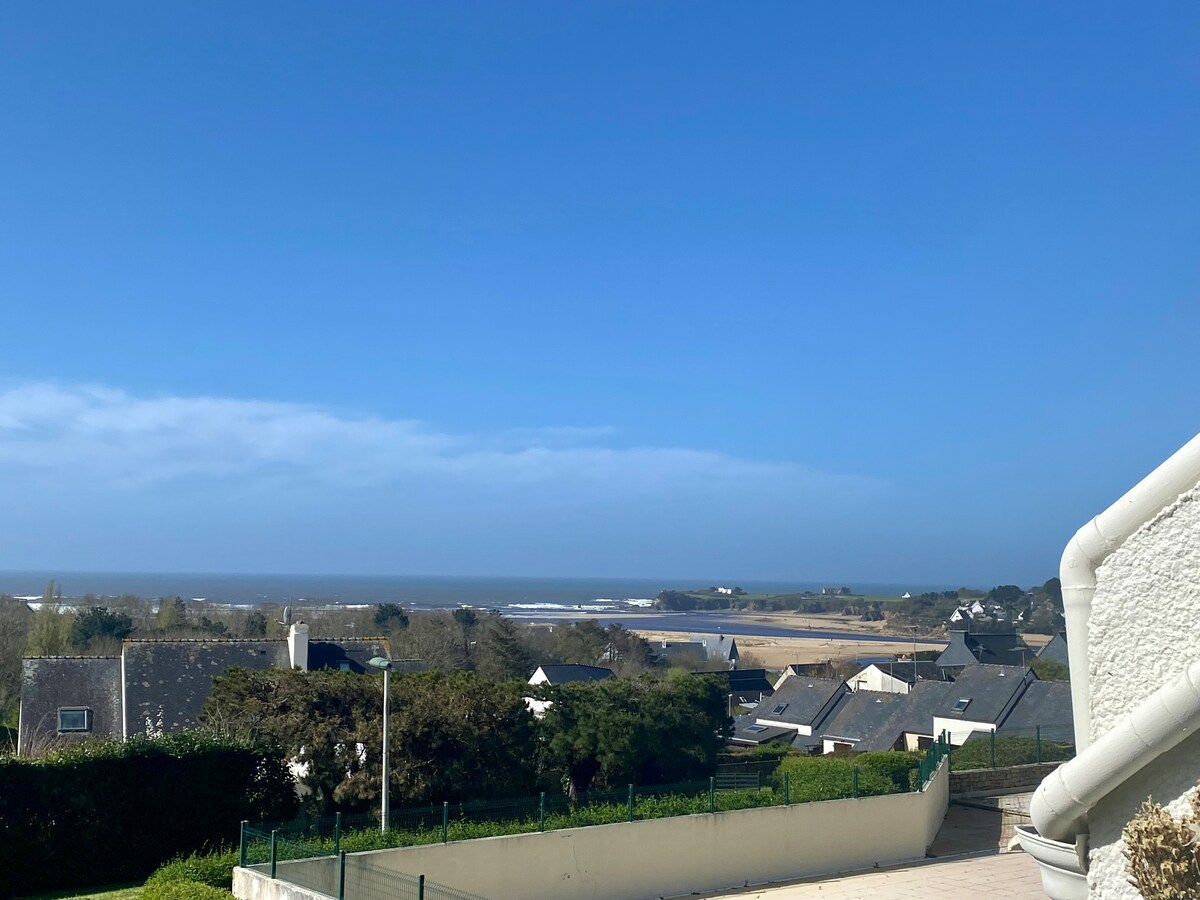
top-left (0, 733), bottom-right (296, 899)
top-left (949, 725), bottom-right (1075, 772)
top-left (241, 737), bottom-right (954, 896)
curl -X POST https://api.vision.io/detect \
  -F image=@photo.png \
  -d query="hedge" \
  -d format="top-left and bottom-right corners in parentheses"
top-left (143, 881), bottom-right (237, 900)
top-left (0, 732), bottom-right (296, 897)
top-left (769, 756), bottom-right (896, 801)
top-left (146, 850), bottom-right (240, 890)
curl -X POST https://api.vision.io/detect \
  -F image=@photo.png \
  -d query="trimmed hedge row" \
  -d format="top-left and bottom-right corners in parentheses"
top-left (0, 732), bottom-right (296, 897)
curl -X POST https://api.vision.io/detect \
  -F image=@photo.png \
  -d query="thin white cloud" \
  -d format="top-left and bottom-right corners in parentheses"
top-left (0, 382), bottom-right (876, 498)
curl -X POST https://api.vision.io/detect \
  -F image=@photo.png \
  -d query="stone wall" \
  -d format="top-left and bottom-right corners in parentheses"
top-left (950, 762), bottom-right (1062, 797)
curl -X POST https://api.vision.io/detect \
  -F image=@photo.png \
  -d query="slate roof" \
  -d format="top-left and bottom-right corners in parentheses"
top-left (729, 713), bottom-right (793, 746)
top-left (1035, 633), bottom-right (1070, 668)
top-left (754, 677), bottom-right (849, 729)
top-left (936, 664), bottom-right (1032, 724)
top-left (818, 690), bottom-right (912, 745)
top-left (687, 633), bottom-right (739, 662)
top-left (855, 660), bottom-right (954, 686)
top-left (936, 631), bottom-right (1035, 668)
top-left (654, 642), bottom-right (710, 667)
top-left (309, 637), bottom-right (396, 673)
top-left (774, 662), bottom-right (836, 687)
top-left (996, 679), bottom-right (1074, 743)
top-left (18, 657), bottom-right (123, 751)
top-left (530, 664), bottom-right (615, 685)
top-left (852, 681), bottom-right (958, 751)
top-left (122, 639), bottom-right (290, 736)
top-left (698, 668), bottom-right (774, 698)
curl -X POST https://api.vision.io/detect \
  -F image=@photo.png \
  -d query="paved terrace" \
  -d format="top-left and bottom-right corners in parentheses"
top-left (694, 792), bottom-right (1046, 900)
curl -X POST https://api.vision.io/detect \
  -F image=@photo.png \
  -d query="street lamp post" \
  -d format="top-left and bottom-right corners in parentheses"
top-left (368, 657), bottom-right (393, 832)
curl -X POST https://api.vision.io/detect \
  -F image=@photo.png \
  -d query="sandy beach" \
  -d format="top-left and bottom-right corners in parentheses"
top-left (631, 612), bottom-right (1050, 668)
top-left (625, 610), bottom-right (945, 668)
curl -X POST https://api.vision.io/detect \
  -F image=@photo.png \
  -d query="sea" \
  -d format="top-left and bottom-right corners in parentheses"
top-left (0, 570), bottom-right (952, 645)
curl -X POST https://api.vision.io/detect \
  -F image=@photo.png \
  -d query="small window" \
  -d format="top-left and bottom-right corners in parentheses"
top-left (952, 698), bottom-right (971, 713)
top-left (337, 660), bottom-right (353, 672)
top-left (770, 702), bottom-right (789, 716)
top-left (745, 725), bottom-right (768, 733)
top-left (57, 707), bottom-right (91, 733)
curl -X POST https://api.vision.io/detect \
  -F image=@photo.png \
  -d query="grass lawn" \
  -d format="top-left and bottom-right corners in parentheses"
top-left (22, 886), bottom-right (142, 900)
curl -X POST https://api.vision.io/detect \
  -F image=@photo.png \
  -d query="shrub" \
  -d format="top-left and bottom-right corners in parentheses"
top-left (143, 879), bottom-right (237, 900)
top-left (0, 732), bottom-right (296, 897)
top-left (853, 751), bottom-right (922, 793)
top-left (147, 849), bottom-right (240, 889)
top-left (770, 755), bottom-right (896, 801)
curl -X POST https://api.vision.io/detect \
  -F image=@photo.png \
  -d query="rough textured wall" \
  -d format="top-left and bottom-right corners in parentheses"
top-left (1087, 486), bottom-right (1200, 899)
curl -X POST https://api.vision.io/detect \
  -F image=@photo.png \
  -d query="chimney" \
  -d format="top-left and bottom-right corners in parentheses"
top-left (288, 622), bottom-right (310, 671)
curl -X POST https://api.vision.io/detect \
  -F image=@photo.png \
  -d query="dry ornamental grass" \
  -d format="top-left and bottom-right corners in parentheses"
top-left (1123, 787), bottom-right (1200, 899)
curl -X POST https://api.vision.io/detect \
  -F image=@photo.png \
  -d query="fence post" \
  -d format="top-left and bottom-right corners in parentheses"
top-left (442, 801), bottom-right (449, 844)
top-left (709, 776), bottom-right (715, 814)
top-left (334, 811), bottom-right (342, 856)
top-left (338, 851), bottom-right (346, 900)
top-left (1036, 725), bottom-right (1042, 764)
top-left (539, 792), bottom-right (546, 832)
top-left (418, 873), bottom-right (425, 900)
top-left (239, 820), bottom-right (248, 869)
top-left (269, 830), bottom-right (277, 879)
top-left (784, 772), bottom-right (790, 805)
top-left (852, 767), bottom-right (859, 798)
top-left (627, 784), bottom-right (634, 822)
top-left (990, 730), bottom-right (997, 768)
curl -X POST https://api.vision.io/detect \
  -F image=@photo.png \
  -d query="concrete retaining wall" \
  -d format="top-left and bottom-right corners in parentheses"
top-left (236, 760), bottom-right (949, 900)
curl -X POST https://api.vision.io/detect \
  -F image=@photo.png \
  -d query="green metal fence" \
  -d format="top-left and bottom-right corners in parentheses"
top-left (243, 742), bottom-right (967, 900)
top-left (950, 724), bottom-right (1075, 771)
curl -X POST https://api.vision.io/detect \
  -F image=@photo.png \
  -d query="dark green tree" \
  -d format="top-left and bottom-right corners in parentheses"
top-left (1043, 577), bottom-right (1063, 607)
top-left (537, 674), bottom-right (731, 799)
top-left (373, 603), bottom-right (409, 634)
top-left (474, 616), bottom-right (535, 682)
top-left (201, 668), bottom-right (538, 811)
top-left (70, 606), bottom-right (134, 651)
top-left (242, 610), bottom-right (268, 638)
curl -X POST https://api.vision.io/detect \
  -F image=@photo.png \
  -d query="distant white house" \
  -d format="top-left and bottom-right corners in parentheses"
top-left (524, 664), bottom-right (614, 717)
top-left (715, 586), bottom-right (734, 595)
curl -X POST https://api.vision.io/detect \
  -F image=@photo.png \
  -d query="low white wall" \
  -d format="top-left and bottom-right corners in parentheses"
top-left (236, 761), bottom-right (949, 900)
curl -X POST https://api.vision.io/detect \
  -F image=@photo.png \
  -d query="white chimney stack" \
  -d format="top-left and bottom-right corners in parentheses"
top-left (288, 622), bottom-right (310, 671)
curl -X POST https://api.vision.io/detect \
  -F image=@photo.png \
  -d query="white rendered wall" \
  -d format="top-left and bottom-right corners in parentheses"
top-left (1084, 486), bottom-right (1200, 899)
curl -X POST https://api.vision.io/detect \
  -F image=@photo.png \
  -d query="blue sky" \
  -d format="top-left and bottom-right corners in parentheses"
top-left (2, 3), bottom-right (1199, 586)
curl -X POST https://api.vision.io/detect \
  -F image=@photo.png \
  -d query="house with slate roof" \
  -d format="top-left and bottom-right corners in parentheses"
top-left (994, 678), bottom-right (1073, 743)
top-left (17, 623), bottom-right (398, 754)
top-left (524, 663), bottom-right (615, 717)
top-left (847, 660), bottom-right (953, 694)
top-left (733, 663), bottom-right (1073, 756)
top-left (934, 630), bottom-right (1036, 670)
top-left (750, 677), bottom-right (850, 742)
top-left (1033, 631), bottom-right (1069, 668)
top-left (528, 664), bottom-right (615, 687)
top-left (697, 668), bottom-right (774, 709)
top-left (931, 664), bottom-right (1035, 745)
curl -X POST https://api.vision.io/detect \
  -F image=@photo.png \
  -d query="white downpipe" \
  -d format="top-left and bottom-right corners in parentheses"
top-left (1059, 431), bottom-right (1200, 752)
top-left (1031, 659), bottom-right (1200, 843)
top-left (1031, 431), bottom-right (1200, 851)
